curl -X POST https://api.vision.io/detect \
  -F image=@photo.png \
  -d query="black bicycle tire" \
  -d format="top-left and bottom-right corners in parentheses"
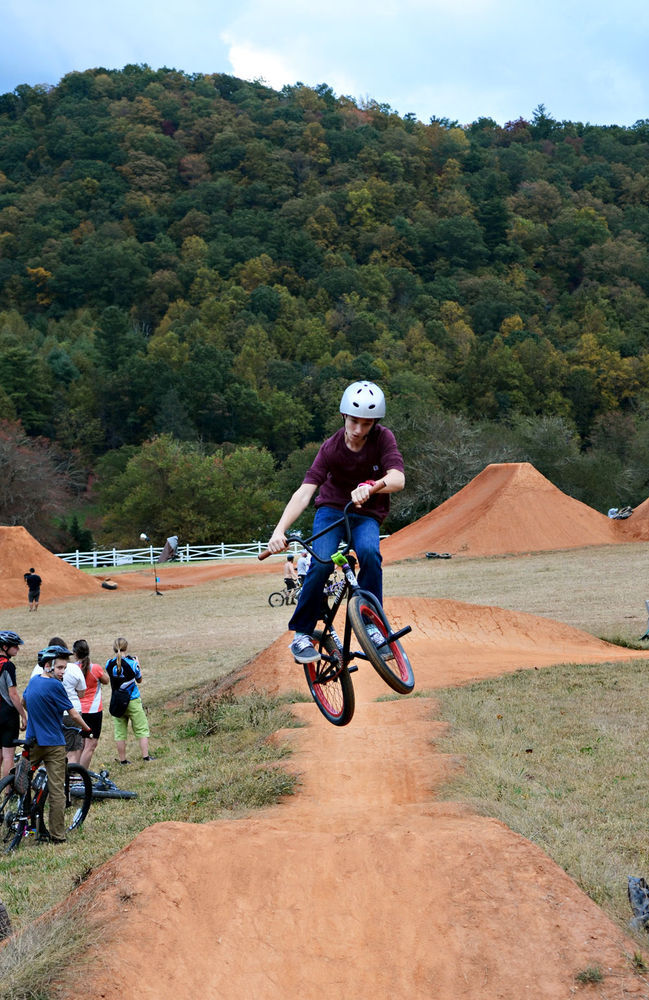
top-left (0, 774), bottom-right (29, 853)
top-left (347, 592), bottom-right (415, 695)
top-left (90, 787), bottom-right (138, 800)
top-left (65, 764), bottom-right (92, 830)
top-left (268, 591), bottom-right (285, 608)
top-left (303, 630), bottom-right (355, 726)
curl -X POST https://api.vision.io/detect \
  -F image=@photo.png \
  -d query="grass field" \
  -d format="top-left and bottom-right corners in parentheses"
top-left (2, 541), bottom-right (649, 992)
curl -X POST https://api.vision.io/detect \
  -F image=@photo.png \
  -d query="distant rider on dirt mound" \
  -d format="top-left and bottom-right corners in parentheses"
top-left (266, 380), bottom-right (405, 664)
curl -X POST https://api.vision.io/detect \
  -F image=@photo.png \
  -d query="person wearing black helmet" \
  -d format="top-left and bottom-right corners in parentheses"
top-left (266, 380), bottom-right (405, 664)
top-left (21, 647), bottom-right (91, 843)
top-left (0, 631), bottom-right (27, 779)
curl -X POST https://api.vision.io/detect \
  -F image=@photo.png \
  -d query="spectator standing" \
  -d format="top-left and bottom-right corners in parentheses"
top-left (297, 550), bottom-right (310, 586)
top-left (60, 652), bottom-right (86, 764)
top-left (0, 631), bottom-right (27, 779)
top-left (283, 553), bottom-right (299, 594)
top-left (23, 568), bottom-right (42, 611)
top-left (21, 652), bottom-right (91, 843)
top-left (74, 639), bottom-right (109, 770)
top-left (105, 637), bottom-right (154, 764)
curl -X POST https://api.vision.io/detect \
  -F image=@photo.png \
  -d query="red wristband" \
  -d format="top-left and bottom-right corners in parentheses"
top-left (358, 480), bottom-right (376, 488)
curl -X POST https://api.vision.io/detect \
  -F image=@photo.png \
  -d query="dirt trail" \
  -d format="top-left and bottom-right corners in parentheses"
top-left (85, 599), bottom-right (649, 1000)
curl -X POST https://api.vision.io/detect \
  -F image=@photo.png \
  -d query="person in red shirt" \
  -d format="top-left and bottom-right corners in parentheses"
top-left (267, 381), bottom-right (405, 663)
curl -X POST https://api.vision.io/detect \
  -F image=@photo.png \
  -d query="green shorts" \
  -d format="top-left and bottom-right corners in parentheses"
top-left (112, 696), bottom-right (150, 740)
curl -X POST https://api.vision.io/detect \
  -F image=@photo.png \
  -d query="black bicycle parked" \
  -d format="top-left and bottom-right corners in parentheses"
top-left (0, 739), bottom-right (92, 852)
top-left (260, 498), bottom-right (414, 726)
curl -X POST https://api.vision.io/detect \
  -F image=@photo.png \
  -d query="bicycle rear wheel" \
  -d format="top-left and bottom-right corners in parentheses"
top-left (268, 591), bottom-right (285, 608)
top-left (83, 770), bottom-right (138, 800)
top-left (348, 592), bottom-right (415, 695)
top-left (65, 765), bottom-right (92, 830)
top-left (0, 774), bottom-right (29, 853)
top-left (303, 630), bottom-right (355, 726)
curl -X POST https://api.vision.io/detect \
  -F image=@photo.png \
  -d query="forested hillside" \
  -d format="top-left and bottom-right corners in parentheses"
top-left (2, 65), bottom-right (649, 546)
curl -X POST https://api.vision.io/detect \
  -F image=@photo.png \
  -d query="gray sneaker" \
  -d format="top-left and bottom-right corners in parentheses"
top-left (366, 623), bottom-right (395, 661)
top-left (290, 633), bottom-right (320, 663)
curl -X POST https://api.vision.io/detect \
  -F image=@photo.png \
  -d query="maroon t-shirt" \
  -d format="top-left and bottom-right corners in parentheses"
top-left (303, 425), bottom-right (404, 524)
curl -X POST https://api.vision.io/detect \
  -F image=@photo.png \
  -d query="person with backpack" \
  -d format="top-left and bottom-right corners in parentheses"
top-left (0, 631), bottom-right (27, 779)
top-left (105, 637), bottom-right (154, 764)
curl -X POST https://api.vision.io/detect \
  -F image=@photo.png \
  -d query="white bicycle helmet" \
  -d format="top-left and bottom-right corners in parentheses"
top-left (339, 381), bottom-right (386, 419)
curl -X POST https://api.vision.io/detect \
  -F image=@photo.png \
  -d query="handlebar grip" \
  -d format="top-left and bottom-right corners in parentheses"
top-left (258, 549), bottom-right (273, 561)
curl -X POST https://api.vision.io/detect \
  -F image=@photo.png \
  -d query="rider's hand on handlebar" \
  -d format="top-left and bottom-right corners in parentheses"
top-left (351, 481), bottom-right (374, 508)
top-left (266, 529), bottom-right (288, 554)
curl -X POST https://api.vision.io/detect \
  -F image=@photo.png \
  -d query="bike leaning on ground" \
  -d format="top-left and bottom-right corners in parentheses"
top-left (0, 734), bottom-right (92, 851)
top-left (260, 495), bottom-right (414, 726)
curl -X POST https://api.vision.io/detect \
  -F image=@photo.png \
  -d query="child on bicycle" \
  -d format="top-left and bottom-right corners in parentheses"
top-left (266, 380), bottom-right (404, 663)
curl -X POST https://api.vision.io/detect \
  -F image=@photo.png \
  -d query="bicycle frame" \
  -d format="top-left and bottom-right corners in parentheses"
top-left (287, 503), bottom-right (411, 674)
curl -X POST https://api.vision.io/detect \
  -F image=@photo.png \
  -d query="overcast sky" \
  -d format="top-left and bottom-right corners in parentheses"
top-left (2, 0), bottom-right (648, 127)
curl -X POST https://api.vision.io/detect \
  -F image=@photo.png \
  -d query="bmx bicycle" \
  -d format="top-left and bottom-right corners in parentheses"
top-left (0, 738), bottom-right (92, 852)
top-left (259, 498), bottom-right (414, 726)
top-left (268, 580), bottom-right (302, 607)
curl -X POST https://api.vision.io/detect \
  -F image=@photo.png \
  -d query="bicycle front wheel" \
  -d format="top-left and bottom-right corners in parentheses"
top-left (0, 774), bottom-right (29, 853)
top-left (65, 765), bottom-right (92, 830)
top-left (304, 630), bottom-right (355, 726)
top-left (348, 593), bottom-right (415, 695)
top-left (268, 591), bottom-right (285, 608)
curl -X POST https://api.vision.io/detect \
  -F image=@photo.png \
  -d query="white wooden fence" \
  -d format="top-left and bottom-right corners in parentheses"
top-left (57, 541), bottom-right (303, 569)
top-left (57, 534), bottom-right (388, 569)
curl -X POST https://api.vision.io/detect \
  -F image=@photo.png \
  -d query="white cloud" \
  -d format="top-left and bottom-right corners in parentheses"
top-left (222, 34), bottom-right (298, 89)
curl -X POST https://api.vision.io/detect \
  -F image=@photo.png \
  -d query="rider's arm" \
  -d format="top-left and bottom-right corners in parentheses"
top-left (267, 483), bottom-right (318, 553)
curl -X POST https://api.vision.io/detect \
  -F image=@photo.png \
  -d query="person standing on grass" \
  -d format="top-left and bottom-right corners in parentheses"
top-left (266, 380), bottom-right (405, 664)
top-left (0, 631), bottom-right (27, 779)
top-left (105, 637), bottom-right (154, 764)
top-left (21, 652), bottom-right (92, 844)
top-left (61, 651), bottom-right (86, 764)
top-left (73, 639), bottom-right (109, 771)
top-left (23, 568), bottom-right (42, 611)
top-left (297, 550), bottom-right (309, 586)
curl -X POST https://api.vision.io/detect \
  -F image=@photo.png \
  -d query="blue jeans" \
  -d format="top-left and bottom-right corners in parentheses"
top-left (288, 506), bottom-right (382, 636)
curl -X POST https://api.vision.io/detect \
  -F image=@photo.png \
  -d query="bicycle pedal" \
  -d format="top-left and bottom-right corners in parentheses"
top-left (348, 664), bottom-right (359, 674)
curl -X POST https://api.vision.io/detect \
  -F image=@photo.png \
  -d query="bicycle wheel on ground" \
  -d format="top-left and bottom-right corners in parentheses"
top-left (348, 592), bottom-right (415, 695)
top-left (64, 765), bottom-right (92, 830)
top-left (303, 630), bottom-right (355, 727)
top-left (0, 774), bottom-right (29, 853)
top-left (268, 591), bottom-right (285, 608)
top-left (84, 772), bottom-right (138, 800)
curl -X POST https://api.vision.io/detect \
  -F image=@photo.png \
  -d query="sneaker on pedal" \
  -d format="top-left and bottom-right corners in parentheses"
top-left (290, 633), bottom-right (320, 663)
top-left (366, 623), bottom-right (394, 660)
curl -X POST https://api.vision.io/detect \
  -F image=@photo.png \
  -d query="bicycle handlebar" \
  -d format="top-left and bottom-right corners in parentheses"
top-left (258, 482), bottom-right (385, 562)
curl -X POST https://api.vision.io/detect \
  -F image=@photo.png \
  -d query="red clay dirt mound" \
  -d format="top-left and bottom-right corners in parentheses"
top-left (382, 461), bottom-right (621, 562)
top-left (0, 526), bottom-right (99, 607)
top-left (613, 497), bottom-right (649, 541)
top-left (231, 596), bottom-right (649, 695)
top-left (79, 598), bottom-right (649, 1000)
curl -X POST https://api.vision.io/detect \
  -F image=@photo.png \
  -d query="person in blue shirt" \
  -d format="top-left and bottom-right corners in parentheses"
top-left (21, 649), bottom-right (91, 843)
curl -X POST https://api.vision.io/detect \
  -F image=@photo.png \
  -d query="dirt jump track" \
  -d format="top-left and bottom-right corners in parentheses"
top-left (5, 462), bottom-right (649, 997)
top-left (77, 598), bottom-right (649, 1000)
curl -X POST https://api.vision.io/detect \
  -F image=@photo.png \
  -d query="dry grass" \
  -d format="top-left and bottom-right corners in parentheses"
top-left (385, 541), bottom-right (649, 642)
